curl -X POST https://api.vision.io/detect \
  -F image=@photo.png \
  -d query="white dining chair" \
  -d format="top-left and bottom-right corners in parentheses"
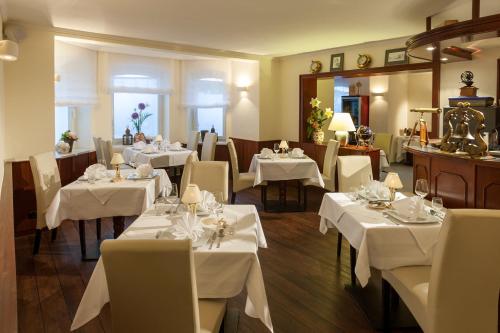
top-left (180, 151), bottom-right (199, 198)
top-left (92, 136), bottom-right (104, 163)
top-left (382, 209), bottom-right (500, 333)
top-left (201, 133), bottom-right (217, 161)
top-left (187, 131), bottom-right (201, 152)
top-left (227, 139), bottom-right (265, 204)
top-left (189, 161), bottom-right (229, 203)
top-left (373, 132), bottom-right (393, 168)
top-left (101, 239), bottom-right (227, 333)
top-left (101, 139), bottom-right (133, 170)
top-left (336, 155), bottom-right (373, 258)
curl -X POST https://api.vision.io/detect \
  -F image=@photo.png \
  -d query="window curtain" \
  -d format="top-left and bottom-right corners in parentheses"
top-left (107, 53), bottom-right (173, 94)
top-left (55, 40), bottom-right (98, 106)
top-left (182, 59), bottom-right (231, 108)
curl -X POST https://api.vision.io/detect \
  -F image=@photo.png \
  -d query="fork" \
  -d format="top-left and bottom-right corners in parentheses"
top-left (208, 231), bottom-right (217, 249)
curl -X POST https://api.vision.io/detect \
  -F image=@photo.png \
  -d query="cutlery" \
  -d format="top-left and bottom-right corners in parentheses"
top-left (216, 228), bottom-right (225, 248)
top-left (208, 231), bottom-right (217, 249)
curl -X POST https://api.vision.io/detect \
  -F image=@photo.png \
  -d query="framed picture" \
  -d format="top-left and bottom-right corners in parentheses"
top-left (385, 48), bottom-right (408, 66)
top-left (330, 53), bottom-right (344, 72)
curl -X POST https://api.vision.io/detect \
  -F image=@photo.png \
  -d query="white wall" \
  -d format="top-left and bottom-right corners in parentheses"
top-left (0, 16), bottom-right (5, 193)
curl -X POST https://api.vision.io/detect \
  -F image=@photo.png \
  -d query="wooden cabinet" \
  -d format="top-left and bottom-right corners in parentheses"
top-left (341, 95), bottom-right (370, 128)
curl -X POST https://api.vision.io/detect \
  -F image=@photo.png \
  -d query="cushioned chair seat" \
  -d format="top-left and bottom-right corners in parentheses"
top-left (199, 299), bottom-right (227, 333)
top-left (383, 266), bottom-right (431, 331)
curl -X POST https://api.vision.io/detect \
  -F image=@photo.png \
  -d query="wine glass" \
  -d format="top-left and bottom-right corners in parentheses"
top-left (165, 184), bottom-right (179, 216)
top-left (210, 191), bottom-right (224, 219)
top-left (415, 179), bottom-right (429, 200)
top-left (273, 143), bottom-right (280, 158)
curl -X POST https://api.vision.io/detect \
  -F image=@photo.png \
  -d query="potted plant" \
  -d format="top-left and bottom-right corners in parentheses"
top-left (306, 98), bottom-right (333, 144)
top-left (130, 102), bottom-right (152, 142)
top-left (60, 130), bottom-right (78, 153)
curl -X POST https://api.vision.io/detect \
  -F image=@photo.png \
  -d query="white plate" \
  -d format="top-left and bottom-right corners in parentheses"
top-left (126, 171), bottom-right (159, 180)
top-left (385, 210), bottom-right (440, 224)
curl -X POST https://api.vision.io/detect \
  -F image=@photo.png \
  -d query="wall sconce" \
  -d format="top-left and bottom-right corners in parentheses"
top-left (54, 74), bottom-right (61, 82)
top-left (0, 40), bottom-right (18, 61)
top-left (237, 85), bottom-right (248, 92)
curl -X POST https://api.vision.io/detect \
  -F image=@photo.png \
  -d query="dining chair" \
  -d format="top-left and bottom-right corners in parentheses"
top-left (92, 136), bottom-right (104, 163)
top-left (336, 155), bottom-right (373, 258)
top-left (101, 139), bottom-right (133, 170)
top-left (373, 132), bottom-right (393, 168)
top-left (101, 239), bottom-right (227, 333)
top-left (302, 139), bottom-right (340, 209)
top-left (187, 131), bottom-right (201, 152)
top-left (382, 209), bottom-right (500, 333)
top-left (189, 161), bottom-right (229, 203)
top-left (201, 133), bottom-right (217, 161)
top-left (227, 139), bottom-right (265, 204)
top-left (180, 151), bottom-right (199, 198)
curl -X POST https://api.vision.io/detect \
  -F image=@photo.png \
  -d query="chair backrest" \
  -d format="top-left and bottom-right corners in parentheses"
top-left (189, 161), bottom-right (229, 203)
top-left (201, 133), bottom-right (217, 161)
top-left (323, 139), bottom-right (340, 179)
top-left (92, 137), bottom-right (104, 163)
top-left (226, 139), bottom-right (240, 181)
top-left (101, 239), bottom-right (199, 333)
top-left (337, 156), bottom-right (373, 192)
top-left (100, 139), bottom-right (114, 169)
top-left (427, 209), bottom-right (500, 333)
top-left (373, 133), bottom-right (393, 158)
top-left (29, 152), bottom-right (62, 229)
top-left (180, 151), bottom-right (199, 198)
top-left (187, 131), bottom-right (201, 152)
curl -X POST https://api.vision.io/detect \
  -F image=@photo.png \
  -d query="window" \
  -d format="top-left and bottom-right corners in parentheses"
top-left (55, 106), bottom-right (71, 143)
top-left (193, 107), bottom-right (225, 137)
top-left (113, 92), bottom-right (162, 139)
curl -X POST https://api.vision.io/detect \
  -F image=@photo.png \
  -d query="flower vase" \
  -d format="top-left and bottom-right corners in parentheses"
top-left (312, 130), bottom-right (324, 144)
top-left (63, 138), bottom-right (74, 153)
top-left (134, 132), bottom-right (146, 142)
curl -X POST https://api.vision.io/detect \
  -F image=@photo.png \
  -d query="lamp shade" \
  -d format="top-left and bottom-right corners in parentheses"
top-left (155, 134), bottom-right (163, 142)
top-left (182, 184), bottom-right (202, 204)
top-left (384, 172), bottom-right (403, 189)
top-left (0, 40), bottom-right (18, 61)
top-left (110, 153), bottom-right (125, 165)
top-left (279, 140), bottom-right (288, 149)
top-left (328, 113), bottom-right (356, 132)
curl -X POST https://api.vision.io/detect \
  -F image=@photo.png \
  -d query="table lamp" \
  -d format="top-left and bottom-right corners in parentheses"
top-left (279, 140), bottom-right (288, 153)
top-left (155, 134), bottom-right (163, 142)
top-left (328, 112), bottom-right (356, 146)
top-left (110, 153), bottom-right (125, 182)
top-left (384, 172), bottom-right (403, 201)
top-left (181, 184), bottom-right (202, 214)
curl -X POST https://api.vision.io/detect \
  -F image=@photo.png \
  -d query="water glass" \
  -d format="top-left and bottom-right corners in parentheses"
top-left (432, 197), bottom-right (444, 212)
top-left (273, 143), bottom-right (280, 158)
top-left (165, 184), bottom-right (179, 215)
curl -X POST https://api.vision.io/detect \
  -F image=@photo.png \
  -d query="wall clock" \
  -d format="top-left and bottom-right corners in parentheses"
top-left (357, 54), bottom-right (371, 69)
top-left (310, 60), bottom-right (322, 74)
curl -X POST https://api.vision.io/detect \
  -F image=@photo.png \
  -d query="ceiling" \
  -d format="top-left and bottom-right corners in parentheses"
top-left (2, 0), bottom-right (493, 56)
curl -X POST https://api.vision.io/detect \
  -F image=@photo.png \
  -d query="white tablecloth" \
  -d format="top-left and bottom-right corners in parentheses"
top-left (380, 150), bottom-right (390, 169)
top-left (248, 154), bottom-right (324, 187)
top-left (123, 147), bottom-right (193, 168)
top-left (45, 169), bottom-right (171, 229)
top-left (318, 193), bottom-right (441, 287)
top-left (70, 205), bottom-right (272, 332)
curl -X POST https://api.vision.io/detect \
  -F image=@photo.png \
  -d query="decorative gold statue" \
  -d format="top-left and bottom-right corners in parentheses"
top-left (440, 102), bottom-right (488, 157)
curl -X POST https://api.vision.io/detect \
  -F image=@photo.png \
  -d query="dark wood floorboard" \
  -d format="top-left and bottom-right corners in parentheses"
top-left (16, 184), bottom-right (421, 333)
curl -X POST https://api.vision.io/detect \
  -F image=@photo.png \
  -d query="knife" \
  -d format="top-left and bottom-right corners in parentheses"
top-left (208, 231), bottom-right (217, 249)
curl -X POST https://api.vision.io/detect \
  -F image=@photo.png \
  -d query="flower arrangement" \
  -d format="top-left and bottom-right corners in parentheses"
top-left (61, 130), bottom-right (78, 142)
top-left (306, 98), bottom-right (333, 143)
top-left (130, 102), bottom-right (152, 134)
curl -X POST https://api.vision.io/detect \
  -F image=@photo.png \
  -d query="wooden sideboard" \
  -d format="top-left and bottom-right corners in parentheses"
top-left (11, 150), bottom-right (97, 236)
top-left (408, 147), bottom-right (500, 209)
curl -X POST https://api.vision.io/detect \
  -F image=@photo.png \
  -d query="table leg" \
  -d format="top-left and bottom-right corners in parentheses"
top-left (350, 245), bottom-right (357, 287)
top-left (79, 220), bottom-right (86, 257)
top-left (113, 216), bottom-right (125, 239)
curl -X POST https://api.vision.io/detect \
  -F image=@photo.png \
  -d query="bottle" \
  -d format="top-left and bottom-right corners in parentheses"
top-left (210, 125), bottom-right (216, 133)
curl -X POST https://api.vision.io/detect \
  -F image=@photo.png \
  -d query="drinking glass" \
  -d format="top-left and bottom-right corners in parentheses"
top-left (432, 197), bottom-right (444, 212)
top-left (415, 179), bottom-right (429, 199)
top-left (273, 143), bottom-right (280, 158)
top-left (165, 184), bottom-right (179, 216)
top-left (210, 191), bottom-right (224, 218)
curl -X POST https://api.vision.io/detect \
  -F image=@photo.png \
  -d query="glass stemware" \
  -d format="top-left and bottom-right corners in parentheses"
top-left (415, 179), bottom-right (429, 199)
top-left (273, 143), bottom-right (280, 159)
top-left (165, 183), bottom-right (179, 216)
top-left (209, 191), bottom-right (224, 219)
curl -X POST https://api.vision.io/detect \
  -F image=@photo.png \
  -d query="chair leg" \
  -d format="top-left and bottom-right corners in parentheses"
top-left (50, 228), bottom-right (58, 242)
top-left (382, 279), bottom-right (392, 333)
top-left (336, 232), bottom-right (342, 258)
top-left (33, 229), bottom-right (42, 255)
top-left (96, 218), bottom-right (102, 240)
top-left (79, 220), bottom-right (87, 258)
top-left (231, 192), bottom-right (236, 204)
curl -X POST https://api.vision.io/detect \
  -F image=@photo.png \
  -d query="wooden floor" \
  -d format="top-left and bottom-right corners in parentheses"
top-left (16, 184), bottom-right (421, 333)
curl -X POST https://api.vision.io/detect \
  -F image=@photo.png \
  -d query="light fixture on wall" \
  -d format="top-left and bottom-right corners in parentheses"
top-left (54, 73), bottom-right (61, 82)
top-left (236, 85), bottom-right (248, 92)
top-left (0, 40), bottom-right (18, 61)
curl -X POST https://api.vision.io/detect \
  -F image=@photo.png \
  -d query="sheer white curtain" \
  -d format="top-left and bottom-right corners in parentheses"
top-left (107, 53), bottom-right (173, 94)
top-left (182, 59), bottom-right (231, 108)
top-left (55, 40), bottom-right (98, 106)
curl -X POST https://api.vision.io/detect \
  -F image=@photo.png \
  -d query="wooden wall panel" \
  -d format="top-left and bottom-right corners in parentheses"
top-left (430, 157), bottom-right (474, 208)
top-left (476, 165), bottom-right (500, 209)
top-left (413, 153), bottom-right (431, 193)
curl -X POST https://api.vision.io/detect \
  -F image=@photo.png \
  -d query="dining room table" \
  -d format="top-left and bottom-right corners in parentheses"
top-left (248, 153), bottom-right (323, 211)
top-left (70, 204), bottom-right (273, 332)
top-left (45, 168), bottom-right (171, 259)
top-left (122, 146), bottom-right (193, 168)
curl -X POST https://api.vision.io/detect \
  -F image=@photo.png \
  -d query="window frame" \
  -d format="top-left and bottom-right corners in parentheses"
top-left (190, 106), bottom-right (227, 141)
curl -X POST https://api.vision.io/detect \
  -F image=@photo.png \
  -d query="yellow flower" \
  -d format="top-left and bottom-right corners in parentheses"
top-left (310, 98), bottom-right (321, 108)
top-left (325, 108), bottom-right (333, 118)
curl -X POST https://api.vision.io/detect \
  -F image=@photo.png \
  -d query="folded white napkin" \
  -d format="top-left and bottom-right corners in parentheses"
top-left (291, 148), bottom-right (304, 158)
top-left (365, 181), bottom-right (390, 200)
top-left (260, 148), bottom-right (273, 158)
top-left (168, 142), bottom-right (182, 150)
top-left (169, 213), bottom-right (205, 241)
top-left (391, 196), bottom-right (424, 219)
top-left (136, 164), bottom-right (153, 177)
top-left (133, 141), bottom-right (146, 150)
top-left (142, 144), bottom-right (156, 153)
top-left (84, 163), bottom-right (108, 179)
top-left (198, 190), bottom-right (216, 211)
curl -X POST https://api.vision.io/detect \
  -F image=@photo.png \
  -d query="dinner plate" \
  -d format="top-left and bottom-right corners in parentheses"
top-left (126, 171), bottom-right (159, 180)
top-left (384, 210), bottom-right (440, 224)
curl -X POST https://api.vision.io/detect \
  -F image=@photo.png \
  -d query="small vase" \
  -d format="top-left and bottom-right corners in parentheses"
top-left (63, 138), bottom-right (74, 153)
top-left (313, 130), bottom-right (324, 144)
top-left (134, 132), bottom-right (146, 143)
